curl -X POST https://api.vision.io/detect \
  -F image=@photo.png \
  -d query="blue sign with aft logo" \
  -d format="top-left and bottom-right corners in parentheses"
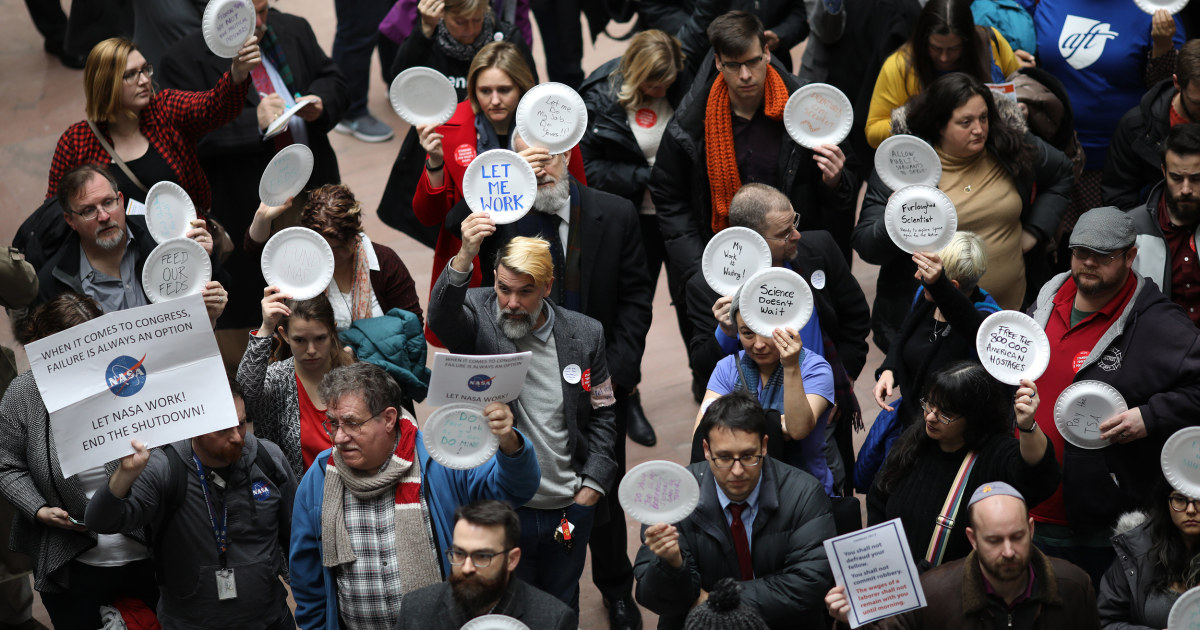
top-left (106, 355), bottom-right (148, 397)
top-left (467, 374), bottom-right (495, 392)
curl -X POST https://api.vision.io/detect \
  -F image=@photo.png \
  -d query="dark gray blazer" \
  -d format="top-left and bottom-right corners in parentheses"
top-left (428, 265), bottom-right (620, 493)
top-left (394, 577), bottom-right (576, 630)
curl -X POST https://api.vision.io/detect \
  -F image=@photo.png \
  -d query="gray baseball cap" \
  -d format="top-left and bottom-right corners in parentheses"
top-left (1069, 206), bottom-right (1135, 254)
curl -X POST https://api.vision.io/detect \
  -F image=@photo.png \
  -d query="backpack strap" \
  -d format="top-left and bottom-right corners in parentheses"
top-left (252, 445), bottom-right (291, 549)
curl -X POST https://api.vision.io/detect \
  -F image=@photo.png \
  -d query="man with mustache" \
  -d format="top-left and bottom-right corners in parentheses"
top-left (395, 500), bottom-right (575, 629)
top-left (429, 232), bottom-right (619, 615)
top-left (825, 482), bottom-right (1099, 629)
top-left (1130, 123), bottom-right (1200, 325)
top-left (84, 380), bottom-right (299, 629)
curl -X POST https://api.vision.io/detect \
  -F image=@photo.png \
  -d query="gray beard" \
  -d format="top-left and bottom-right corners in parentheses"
top-left (532, 176), bottom-right (570, 214)
top-left (496, 299), bottom-right (544, 340)
top-left (95, 223), bottom-right (126, 251)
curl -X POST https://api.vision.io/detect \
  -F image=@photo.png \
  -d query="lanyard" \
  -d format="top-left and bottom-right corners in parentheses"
top-left (192, 454), bottom-right (229, 567)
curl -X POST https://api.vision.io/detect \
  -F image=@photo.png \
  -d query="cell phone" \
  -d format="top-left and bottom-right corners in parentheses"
top-left (68, 515), bottom-right (85, 526)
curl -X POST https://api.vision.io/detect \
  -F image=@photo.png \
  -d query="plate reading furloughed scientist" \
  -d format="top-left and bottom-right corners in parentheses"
top-left (618, 460), bottom-right (701, 525)
top-left (701, 227), bottom-right (772, 296)
top-left (737, 267), bottom-right (815, 339)
top-left (260, 227), bottom-right (334, 301)
top-left (975, 311), bottom-right (1051, 386)
top-left (884, 185), bottom-right (957, 254)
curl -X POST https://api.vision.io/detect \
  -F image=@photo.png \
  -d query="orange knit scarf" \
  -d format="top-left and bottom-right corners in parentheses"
top-left (705, 64), bottom-right (790, 233)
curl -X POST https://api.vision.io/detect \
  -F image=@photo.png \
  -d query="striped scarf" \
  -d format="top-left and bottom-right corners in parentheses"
top-left (259, 25), bottom-right (295, 94)
top-left (704, 64), bottom-right (790, 233)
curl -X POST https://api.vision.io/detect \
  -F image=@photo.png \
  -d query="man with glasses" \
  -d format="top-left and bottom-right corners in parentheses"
top-left (1027, 205), bottom-right (1200, 585)
top-left (395, 500), bottom-right (575, 629)
top-left (634, 391), bottom-right (835, 629)
top-left (1105, 40), bottom-right (1200, 209)
top-left (288, 362), bottom-right (540, 630)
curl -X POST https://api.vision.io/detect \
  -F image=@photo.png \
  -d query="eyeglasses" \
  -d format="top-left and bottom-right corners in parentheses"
top-left (1070, 248), bottom-right (1126, 266)
top-left (1169, 495), bottom-right (1200, 512)
top-left (920, 399), bottom-right (962, 425)
top-left (122, 64), bottom-right (154, 84)
top-left (717, 53), bottom-right (767, 74)
top-left (445, 547), bottom-right (511, 568)
top-left (709, 453), bottom-right (764, 469)
top-left (322, 411), bottom-right (381, 436)
top-left (69, 195), bottom-right (122, 221)
top-left (761, 212), bottom-right (801, 242)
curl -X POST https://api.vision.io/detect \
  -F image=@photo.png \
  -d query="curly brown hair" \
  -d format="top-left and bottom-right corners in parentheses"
top-left (301, 184), bottom-right (362, 244)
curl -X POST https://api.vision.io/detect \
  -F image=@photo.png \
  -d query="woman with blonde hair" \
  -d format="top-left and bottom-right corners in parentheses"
top-left (47, 35), bottom-right (260, 216)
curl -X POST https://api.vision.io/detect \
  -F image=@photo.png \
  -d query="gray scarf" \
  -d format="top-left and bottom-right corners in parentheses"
top-left (435, 12), bottom-right (498, 62)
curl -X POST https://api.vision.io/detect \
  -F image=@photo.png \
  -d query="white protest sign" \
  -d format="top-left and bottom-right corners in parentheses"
top-left (141, 238), bottom-right (212, 303)
top-left (824, 519), bottom-right (927, 628)
top-left (874, 135), bottom-right (941, 190)
top-left (202, 0), bottom-right (255, 58)
top-left (884, 185), bottom-right (957, 254)
top-left (462, 149), bottom-right (538, 224)
top-left (737, 267), bottom-right (815, 338)
top-left (27, 294), bottom-right (236, 477)
top-left (701, 227), bottom-right (772, 296)
top-left (515, 82), bottom-right (587, 154)
top-left (426, 351), bottom-right (533, 407)
top-left (783, 83), bottom-right (853, 149)
top-left (422, 403), bottom-right (500, 470)
top-left (975, 310), bottom-right (1051, 386)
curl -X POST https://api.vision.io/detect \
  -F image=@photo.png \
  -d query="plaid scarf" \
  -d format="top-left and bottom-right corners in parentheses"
top-left (259, 25), bottom-right (296, 95)
top-left (704, 64), bottom-right (789, 233)
top-left (734, 348), bottom-right (793, 410)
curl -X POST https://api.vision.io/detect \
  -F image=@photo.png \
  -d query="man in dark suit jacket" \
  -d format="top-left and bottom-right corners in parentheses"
top-left (158, 0), bottom-right (347, 327)
top-left (429, 227), bottom-right (619, 614)
top-left (394, 500), bottom-right (576, 630)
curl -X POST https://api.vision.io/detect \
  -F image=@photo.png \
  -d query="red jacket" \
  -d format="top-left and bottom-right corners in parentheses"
top-left (47, 70), bottom-right (249, 214)
top-left (412, 99), bottom-right (587, 345)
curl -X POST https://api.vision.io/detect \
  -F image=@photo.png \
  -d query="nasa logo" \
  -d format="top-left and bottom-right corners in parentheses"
top-left (252, 481), bottom-right (271, 501)
top-left (106, 355), bottom-right (148, 397)
top-left (467, 374), bottom-right (495, 392)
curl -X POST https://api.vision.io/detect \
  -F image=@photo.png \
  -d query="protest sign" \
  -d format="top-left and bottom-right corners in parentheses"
top-left (462, 149), bottom-right (537, 224)
top-left (27, 294), bottom-right (236, 477)
top-left (426, 351), bottom-right (533, 408)
top-left (824, 519), bottom-right (927, 628)
top-left (975, 310), bottom-right (1051, 385)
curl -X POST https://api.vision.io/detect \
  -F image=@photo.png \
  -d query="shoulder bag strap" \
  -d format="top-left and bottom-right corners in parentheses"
top-left (86, 120), bottom-right (148, 193)
top-left (924, 450), bottom-right (979, 567)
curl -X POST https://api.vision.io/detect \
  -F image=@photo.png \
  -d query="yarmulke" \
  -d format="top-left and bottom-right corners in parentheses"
top-left (967, 481), bottom-right (1025, 508)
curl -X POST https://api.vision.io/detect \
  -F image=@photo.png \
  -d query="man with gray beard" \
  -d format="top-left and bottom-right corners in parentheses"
top-left (428, 230), bottom-right (620, 615)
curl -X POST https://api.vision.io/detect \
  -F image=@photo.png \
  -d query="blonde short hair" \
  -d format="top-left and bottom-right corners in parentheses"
top-left (938, 231), bottom-right (988, 288)
top-left (495, 237), bottom-right (554, 288)
top-left (467, 41), bottom-right (536, 115)
top-left (615, 30), bottom-right (685, 110)
top-left (85, 38), bottom-right (149, 123)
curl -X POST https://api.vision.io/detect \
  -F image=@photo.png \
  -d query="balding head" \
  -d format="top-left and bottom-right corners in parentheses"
top-left (966, 493), bottom-right (1033, 585)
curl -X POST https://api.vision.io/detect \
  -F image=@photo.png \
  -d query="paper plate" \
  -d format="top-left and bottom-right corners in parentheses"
top-left (701, 227), bottom-right (772, 296)
top-left (388, 66), bottom-right (457, 128)
top-left (514, 82), bottom-right (587, 154)
top-left (884, 185), bottom-right (958, 254)
top-left (460, 616), bottom-right (531, 630)
top-left (1162, 427), bottom-right (1200, 499)
top-left (975, 311), bottom-right (1051, 386)
top-left (1053, 380), bottom-right (1127, 450)
top-left (259, 144), bottom-right (314, 206)
top-left (1134, 0), bottom-right (1188, 16)
top-left (783, 83), bottom-right (853, 149)
top-left (422, 403), bottom-right (500, 470)
top-left (144, 181), bottom-right (198, 245)
top-left (201, 0), bottom-right (256, 58)
top-left (875, 134), bottom-right (942, 190)
top-left (141, 237), bottom-right (211, 303)
top-left (1168, 585), bottom-right (1200, 630)
top-left (462, 149), bottom-right (538, 224)
top-left (737, 267), bottom-right (815, 338)
top-left (260, 227), bottom-right (334, 301)
top-left (618, 460), bottom-right (701, 525)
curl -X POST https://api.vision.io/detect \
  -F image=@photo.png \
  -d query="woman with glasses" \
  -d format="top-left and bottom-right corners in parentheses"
top-left (868, 361), bottom-right (1059, 570)
top-left (237, 289), bottom-right (354, 476)
top-left (47, 36), bottom-right (260, 216)
top-left (1098, 476), bottom-right (1200, 629)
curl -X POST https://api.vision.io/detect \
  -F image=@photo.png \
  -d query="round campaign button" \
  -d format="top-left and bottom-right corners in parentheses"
top-left (563, 364), bottom-right (581, 384)
top-left (810, 270), bottom-right (826, 290)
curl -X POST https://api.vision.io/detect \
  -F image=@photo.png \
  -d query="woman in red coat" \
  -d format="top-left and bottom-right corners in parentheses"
top-left (413, 40), bottom-right (586, 345)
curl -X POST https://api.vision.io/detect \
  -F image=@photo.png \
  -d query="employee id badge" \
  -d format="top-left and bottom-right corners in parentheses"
top-left (215, 568), bottom-right (237, 600)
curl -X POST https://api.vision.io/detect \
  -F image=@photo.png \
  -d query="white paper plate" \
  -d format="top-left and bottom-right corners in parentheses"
top-left (737, 267), bottom-right (815, 338)
top-left (514, 82), bottom-right (587, 154)
top-left (783, 83), bottom-right (853, 149)
top-left (618, 460), bottom-right (701, 526)
top-left (259, 143), bottom-right (314, 206)
top-left (260, 227), bottom-right (334, 301)
top-left (422, 403), bottom-right (500, 470)
top-left (461, 615), bottom-right (531, 630)
top-left (462, 149), bottom-right (538, 224)
top-left (875, 134), bottom-right (942, 190)
top-left (884, 185), bottom-right (958, 254)
top-left (701, 227), bottom-right (772, 296)
top-left (144, 181), bottom-right (197, 245)
top-left (201, 0), bottom-right (256, 58)
top-left (1053, 380), bottom-right (1126, 450)
top-left (975, 311), bottom-right (1051, 386)
top-left (1135, 0), bottom-right (1188, 16)
top-left (1162, 427), bottom-right (1200, 499)
top-left (141, 237), bottom-right (212, 303)
top-left (388, 66), bottom-right (457, 128)
top-left (1168, 585), bottom-right (1200, 630)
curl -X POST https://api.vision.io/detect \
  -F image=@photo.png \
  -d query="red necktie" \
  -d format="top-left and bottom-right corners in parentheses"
top-left (728, 502), bottom-right (753, 580)
top-left (250, 64), bottom-right (294, 150)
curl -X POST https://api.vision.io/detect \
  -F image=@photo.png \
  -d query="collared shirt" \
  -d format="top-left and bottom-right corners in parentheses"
top-left (260, 56), bottom-right (309, 146)
top-left (731, 108), bottom-right (782, 188)
top-left (335, 489), bottom-right (404, 630)
top-left (1157, 196), bottom-right (1200, 324)
top-left (548, 197), bottom-right (570, 258)
top-left (78, 228), bottom-right (147, 313)
top-left (981, 563), bottom-right (1038, 629)
top-left (713, 472), bottom-right (764, 553)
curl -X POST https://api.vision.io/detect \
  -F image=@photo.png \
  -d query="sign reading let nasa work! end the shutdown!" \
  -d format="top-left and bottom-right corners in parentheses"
top-left (26, 294), bottom-right (236, 478)
top-left (426, 351), bottom-right (533, 408)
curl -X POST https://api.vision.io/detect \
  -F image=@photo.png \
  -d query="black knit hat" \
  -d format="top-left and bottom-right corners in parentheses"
top-left (683, 578), bottom-right (769, 630)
